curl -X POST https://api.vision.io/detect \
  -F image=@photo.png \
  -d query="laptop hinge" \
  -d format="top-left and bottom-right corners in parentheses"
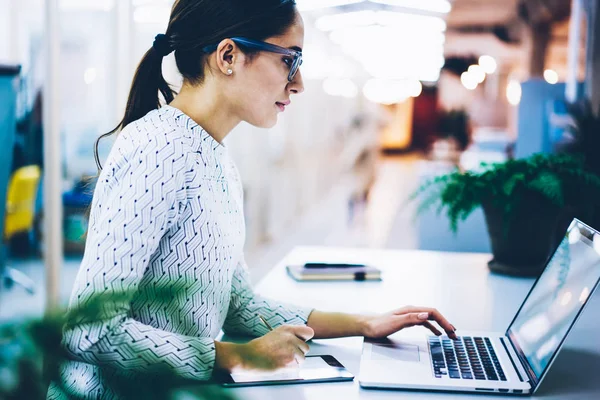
top-left (500, 336), bottom-right (531, 384)
top-left (509, 332), bottom-right (541, 388)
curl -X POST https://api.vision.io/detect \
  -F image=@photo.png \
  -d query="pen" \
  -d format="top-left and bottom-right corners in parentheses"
top-left (258, 314), bottom-right (274, 331)
top-left (304, 263), bottom-right (366, 269)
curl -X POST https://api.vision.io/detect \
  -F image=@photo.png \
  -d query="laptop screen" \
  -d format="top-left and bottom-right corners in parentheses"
top-left (507, 219), bottom-right (600, 381)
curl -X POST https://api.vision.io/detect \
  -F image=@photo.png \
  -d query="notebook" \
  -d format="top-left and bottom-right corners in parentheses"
top-left (286, 262), bottom-right (382, 281)
top-left (220, 355), bottom-right (354, 387)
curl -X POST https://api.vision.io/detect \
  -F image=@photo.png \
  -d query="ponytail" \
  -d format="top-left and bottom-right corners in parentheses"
top-left (94, 41), bottom-right (175, 172)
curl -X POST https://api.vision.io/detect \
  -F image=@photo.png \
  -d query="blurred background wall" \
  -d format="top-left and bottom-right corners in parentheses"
top-left (1, 0), bottom-right (598, 316)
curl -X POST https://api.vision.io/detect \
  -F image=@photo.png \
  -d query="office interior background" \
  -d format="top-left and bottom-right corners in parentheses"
top-left (1, 0), bottom-right (599, 396)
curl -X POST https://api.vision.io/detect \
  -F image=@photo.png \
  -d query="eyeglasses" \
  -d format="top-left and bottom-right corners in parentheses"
top-left (202, 37), bottom-right (303, 82)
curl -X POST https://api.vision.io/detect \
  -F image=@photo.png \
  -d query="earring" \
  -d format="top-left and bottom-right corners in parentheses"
top-left (227, 69), bottom-right (233, 75)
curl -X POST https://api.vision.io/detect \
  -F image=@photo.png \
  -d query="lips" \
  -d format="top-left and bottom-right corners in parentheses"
top-left (275, 101), bottom-right (290, 112)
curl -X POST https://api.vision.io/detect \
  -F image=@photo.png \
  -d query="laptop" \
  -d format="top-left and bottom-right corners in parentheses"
top-left (359, 218), bottom-right (600, 395)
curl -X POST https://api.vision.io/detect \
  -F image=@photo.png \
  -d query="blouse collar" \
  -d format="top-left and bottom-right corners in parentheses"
top-left (160, 104), bottom-right (227, 160)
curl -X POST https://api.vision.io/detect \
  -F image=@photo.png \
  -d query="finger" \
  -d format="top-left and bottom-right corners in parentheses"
top-left (289, 325), bottom-right (315, 341)
top-left (394, 313), bottom-right (429, 329)
top-left (401, 307), bottom-right (456, 338)
top-left (293, 346), bottom-right (305, 364)
top-left (421, 320), bottom-right (442, 336)
top-left (295, 338), bottom-right (310, 355)
top-left (392, 306), bottom-right (413, 315)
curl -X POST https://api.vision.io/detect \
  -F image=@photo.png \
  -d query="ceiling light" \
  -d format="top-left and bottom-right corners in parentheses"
top-left (375, 11), bottom-right (447, 30)
top-left (468, 65), bottom-right (486, 83)
top-left (368, 0), bottom-right (451, 14)
top-left (544, 69), bottom-right (559, 84)
top-left (478, 55), bottom-right (497, 74)
top-left (327, 24), bottom-right (445, 82)
top-left (461, 72), bottom-right (478, 90)
top-left (506, 79), bottom-right (522, 105)
top-left (316, 10), bottom-right (446, 32)
top-left (317, 12), bottom-right (447, 83)
top-left (410, 81), bottom-right (423, 97)
top-left (329, 27), bottom-right (446, 48)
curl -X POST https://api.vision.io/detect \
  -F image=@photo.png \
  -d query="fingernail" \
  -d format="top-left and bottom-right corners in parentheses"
top-left (418, 312), bottom-right (429, 320)
top-left (451, 325), bottom-right (457, 332)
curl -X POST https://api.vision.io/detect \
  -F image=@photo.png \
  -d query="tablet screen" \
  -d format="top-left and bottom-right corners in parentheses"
top-left (229, 355), bottom-right (351, 384)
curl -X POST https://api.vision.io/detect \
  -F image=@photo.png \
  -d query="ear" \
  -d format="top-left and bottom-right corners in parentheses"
top-left (215, 39), bottom-right (239, 76)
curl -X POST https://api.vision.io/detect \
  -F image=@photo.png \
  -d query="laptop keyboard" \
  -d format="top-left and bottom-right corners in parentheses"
top-left (428, 336), bottom-right (507, 381)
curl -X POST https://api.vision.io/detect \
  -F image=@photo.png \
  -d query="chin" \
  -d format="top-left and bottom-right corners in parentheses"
top-left (249, 114), bottom-right (278, 129)
top-left (264, 117), bottom-right (278, 129)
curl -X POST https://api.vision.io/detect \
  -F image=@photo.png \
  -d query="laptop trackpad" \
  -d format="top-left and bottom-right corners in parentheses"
top-left (371, 343), bottom-right (420, 362)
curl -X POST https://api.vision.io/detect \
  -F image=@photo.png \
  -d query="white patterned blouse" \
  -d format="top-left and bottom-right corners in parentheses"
top-left (47, 105), bottom-right (313, 399)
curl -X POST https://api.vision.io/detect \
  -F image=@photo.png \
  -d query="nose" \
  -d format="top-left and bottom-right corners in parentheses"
top-left (288, 69), bottom-right (304, 94)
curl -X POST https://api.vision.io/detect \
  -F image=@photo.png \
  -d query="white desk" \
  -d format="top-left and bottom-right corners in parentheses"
top-left (226, 247), bottom-right (600, 399)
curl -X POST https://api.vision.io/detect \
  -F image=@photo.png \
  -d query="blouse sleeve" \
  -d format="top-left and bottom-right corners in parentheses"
top-left (222, 257), bottom-right (314, 337)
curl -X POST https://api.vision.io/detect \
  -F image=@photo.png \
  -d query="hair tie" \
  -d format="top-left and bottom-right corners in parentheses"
top-left (153, 34), bottom-right (174, 57)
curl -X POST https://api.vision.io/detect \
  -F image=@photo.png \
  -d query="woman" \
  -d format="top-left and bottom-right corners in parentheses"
top-left (49, 0), bottom-right (457, 397)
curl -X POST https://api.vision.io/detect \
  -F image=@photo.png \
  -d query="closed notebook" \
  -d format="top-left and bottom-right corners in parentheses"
top-left (286, 263), bottom-right (382, 281)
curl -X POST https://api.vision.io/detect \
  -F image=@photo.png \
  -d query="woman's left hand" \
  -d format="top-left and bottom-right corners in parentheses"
top-left (361, 306), bottom-right (458, 339)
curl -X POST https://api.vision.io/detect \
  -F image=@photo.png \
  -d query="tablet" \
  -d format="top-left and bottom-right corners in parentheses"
top-left (220, 355), bottom-right (354, 387)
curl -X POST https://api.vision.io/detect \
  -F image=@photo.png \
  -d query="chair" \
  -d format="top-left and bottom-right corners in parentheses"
top-left (3, 165), bottom-right (41, 294)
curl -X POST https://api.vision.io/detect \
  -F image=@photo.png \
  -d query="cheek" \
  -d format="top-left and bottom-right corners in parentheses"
top-left (231, 59), bottom-right (289, 127)
top-left (249, 59), bottom-right (288, 98)
top-left (245, 67), bottom-right (284, 114)
top-left (233, 84), bottom-right (276, 127)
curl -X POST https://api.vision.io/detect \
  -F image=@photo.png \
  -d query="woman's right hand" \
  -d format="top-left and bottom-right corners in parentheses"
top-left (239, 325), bottom-right (314, 370)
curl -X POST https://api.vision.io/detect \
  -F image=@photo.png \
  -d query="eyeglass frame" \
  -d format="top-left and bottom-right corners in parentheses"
top-left (202, 37), bottom-right (303, 82)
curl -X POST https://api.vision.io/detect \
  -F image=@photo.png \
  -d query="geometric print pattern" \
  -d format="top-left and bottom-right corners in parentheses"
top-left (47, 105), bottom-right (313, 399)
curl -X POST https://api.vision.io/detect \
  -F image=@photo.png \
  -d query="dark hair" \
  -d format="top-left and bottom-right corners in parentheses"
top-left (94, 0), bottom-right (298, 171)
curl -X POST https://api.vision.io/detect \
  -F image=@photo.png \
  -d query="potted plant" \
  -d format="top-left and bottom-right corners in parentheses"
top-left (412, 153), bottom-right (600, 277)
top-left (0, 289), bottom-right (238, 400)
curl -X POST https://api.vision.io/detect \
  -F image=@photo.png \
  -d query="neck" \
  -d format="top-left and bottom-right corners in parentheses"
top-left (169, 80), bottom-right (240, 143)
